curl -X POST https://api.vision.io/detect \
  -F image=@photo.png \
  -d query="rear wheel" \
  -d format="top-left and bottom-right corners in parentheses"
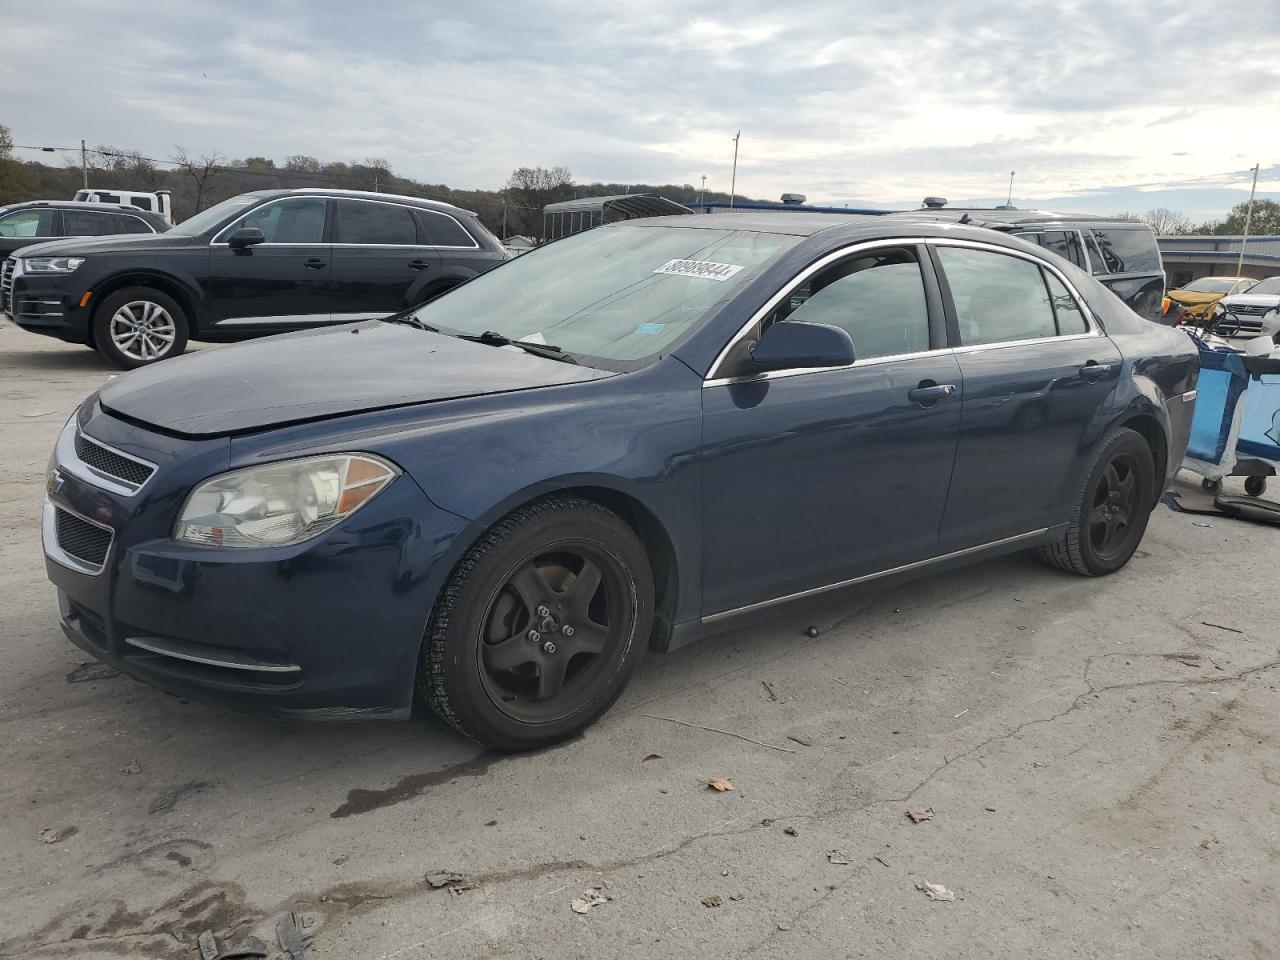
top-left (420, 496), bottom-right (653, 751)
top-left (1040, 427), bottom-right (1155, 576)
top-left (93, 286), bottom-right (189, 369)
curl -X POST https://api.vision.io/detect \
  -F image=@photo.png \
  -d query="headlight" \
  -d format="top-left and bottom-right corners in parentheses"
top-left (23, 256), bottom-right (85, 274)
top-left (175, 454), bottom-right (398, 548)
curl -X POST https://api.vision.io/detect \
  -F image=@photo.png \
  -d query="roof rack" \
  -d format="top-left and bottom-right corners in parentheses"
top-left (286, 188), bottom-right (473, 215)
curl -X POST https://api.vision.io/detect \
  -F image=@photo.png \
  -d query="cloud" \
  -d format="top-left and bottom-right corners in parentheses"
top-left (3, 0), bottom-right (1278, 218)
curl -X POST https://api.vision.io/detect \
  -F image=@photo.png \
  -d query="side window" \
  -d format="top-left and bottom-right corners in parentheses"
top-left (1086, 234), bottom-right (1109, 276)
top-left (417, 210), bottom-right (476, 247)
top-left (129, 196), bottom-right (153, 211)
top-left (1091, 228), bottom-right (1160, 274)
top-left (936, 246), bottom-right (1057, 346)
top-left (1044, 271), bottom-right (1088, 335)
top-left (94, 192), bottom-right (122, 204)
top-left (234, 198), bottom-right (327, 243)
top-left (64, 210), bottom-right (121, 236)
top-left (765, 246), bottom-right (930, 360)
top-left (120, 216), bottom-right (154, 234)
top-left (335, 200), bottom-right (418, 244)
top-left (0, 209), bottom-right (55, 238)
top-left (1015, 231), bottom-right (1085, 269)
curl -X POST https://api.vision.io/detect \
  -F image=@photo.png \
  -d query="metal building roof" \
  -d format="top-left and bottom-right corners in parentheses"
top-left (542, 193), bottom-right (692, 218)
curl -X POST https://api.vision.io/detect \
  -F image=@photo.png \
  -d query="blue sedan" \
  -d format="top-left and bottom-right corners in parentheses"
top-left (44, 213), bottom-right (1199, 749)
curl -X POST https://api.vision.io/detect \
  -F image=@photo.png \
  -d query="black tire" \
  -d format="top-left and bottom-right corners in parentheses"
top-left (420, 496), bottom-right (653, 751)
top-left (92, 286), bottom-right (189, 369)
top-left (1245, 476), bottom-right (1267, 497)
top-left (1040, 427), bottom-right (1156, 576)
top-left (1202, 477), bottom-right (1222, 493)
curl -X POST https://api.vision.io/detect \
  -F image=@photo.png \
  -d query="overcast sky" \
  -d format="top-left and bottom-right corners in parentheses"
top-left (3, 0), bottom-right (1278, 219)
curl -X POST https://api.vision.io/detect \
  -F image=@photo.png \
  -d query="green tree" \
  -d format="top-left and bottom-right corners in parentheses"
top-left (1211, 199), bottom-right (1280, 235)
top-left (0, 123), bottom-right (34, 204)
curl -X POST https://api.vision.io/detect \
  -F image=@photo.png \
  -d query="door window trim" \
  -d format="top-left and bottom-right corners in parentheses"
top-left (704, 236), bottom-right (1101, 386)
top-left (211, 194), bottom-right (478, 249)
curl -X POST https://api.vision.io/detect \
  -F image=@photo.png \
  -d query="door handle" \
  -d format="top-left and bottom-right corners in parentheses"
top-left (408, 259), bottom-right (432, 271)
top-left (1078, 362), bottom-right (1112, 381)
top-left (303, 258), bottom-right (327, 269)
top-left (908, 382), bottom-right (957, 406)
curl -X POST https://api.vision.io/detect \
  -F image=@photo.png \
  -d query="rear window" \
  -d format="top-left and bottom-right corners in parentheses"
top-left (129, 195), bottom-right (153, 211)
top-left (1090, 228), bottom-right (1160, 275)
top-left (417, 210), bottom-right (476, 247)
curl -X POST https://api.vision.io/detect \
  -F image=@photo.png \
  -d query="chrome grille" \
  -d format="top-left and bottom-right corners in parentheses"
top-left (74, 432), bottom-right (155, 488)
top-left (55, 508), bottom-right (113, 570)
top-left (0, 258), bottom-right (13, 314)
top-left (1227, 303), bottom-right (1271, 315)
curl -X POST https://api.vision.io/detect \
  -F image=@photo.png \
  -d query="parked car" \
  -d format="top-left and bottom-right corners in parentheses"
top-left (44, 213), bottom-right (1198, 749)
top-left (1212, 275), bottom-right (1280, 338)
top-left (3, 188), bottom-right (508, 368)
top-left (1166, 275), bottom-right (1256, 323)
top-left (0, 200), bottom-right (168, 260)
top-left (890, 204), bottom-right (1166, 322)
top-left (73, 187), bottom-right (173, 224)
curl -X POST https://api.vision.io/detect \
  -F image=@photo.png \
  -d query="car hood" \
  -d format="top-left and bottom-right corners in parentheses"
top-left (98, 321), bottom-right (614, 437)
top-left (16, 232), bottom-right (196, 258)
top-left (1167, 290), bottom-right (1224, 305)
top-left (1221, 293), bottom-right (1280, 309)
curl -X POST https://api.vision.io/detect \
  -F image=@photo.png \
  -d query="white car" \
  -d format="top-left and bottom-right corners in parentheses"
top-left (1217, 275), bottom-right (1280, 338)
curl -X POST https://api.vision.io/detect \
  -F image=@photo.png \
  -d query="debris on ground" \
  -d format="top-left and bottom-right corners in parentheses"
top-left (805, 625), bottom-right (820, 638)
top-left (38, 826), bottom-right (77, 844)
top-left (570, 888), bottom-right (610, 914)
top-left (874, 854), bottom-right (891, 867)
top-left (120, 759), bottom-right (141, 775)
top-left (786, 734), bottom-right (812, 747)
top-left (906, 808), bottom-right (934, 823)
top-left (702, 895), bottom-right (722, 908)
top-left (777, 920), bottom-right (793, 930)
top-left (197, 930), bottom-right (219, 960)
top-left (1165, 653), bottom-right (1204, 667)
top-left (1209, 656), bottom-right (1226, 670)
top-left (707, 777), bottom-right (735, 792)
top-left (827, 850), bottom-right (850, 865)
top-left (984, 806), bottom-right (996, 813)
top-left (953, 709), bottom-right (969, 719)
top-left (424, 871), bottom-right (471, 892)
top-left (171, 930), bottom-right (186, 944)
top-left (1201, 621), bottom-right (1244, 634)
top-left (762, 681), bottom-right (779, 702)
top-left (65, 662), bottom-right (120, 684)
top-left (916, 880), bottom-right (956, 902)
top-left (221, 936), bottom-right (270, 959)
top-left (276, 911), bottom-right (314, 959)
top-left (1192, 521), bottom-right (1214, 528)
top-left (783, 826), bottom-right (798, 837)
top-left (730, 893), bottom-right (745, 901)
top-left (642, 753), bottom-right (663, 762)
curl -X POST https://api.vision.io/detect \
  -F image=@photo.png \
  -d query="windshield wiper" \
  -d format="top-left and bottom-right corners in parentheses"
top-left (458, 330), bottom-right (578, 364)
top-left (383, 312), bottom-right (439, 333)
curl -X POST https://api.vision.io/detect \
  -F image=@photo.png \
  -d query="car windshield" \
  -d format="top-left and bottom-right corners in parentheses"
top-left (1185, 277), bottom-right (1239, 293)
top-left (1244, 277), bottom-right (1280, 297)
top-left (168, 195), bottom-right (266, 236)
top-left (409, 224), bottom-right (799, 369)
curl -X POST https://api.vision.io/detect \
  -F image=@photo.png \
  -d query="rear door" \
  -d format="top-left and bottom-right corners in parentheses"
top-left (328, 198), bottom-right (441, 320)
top-left (206, 196), bottom-right (333, 332)
top-left (63, 209), bottom-right (126, 238)
top-left (932, 242), bottom-right (1123, 549)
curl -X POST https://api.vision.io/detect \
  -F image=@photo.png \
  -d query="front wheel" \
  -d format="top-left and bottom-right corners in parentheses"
top-left (1040, 427), bottom-right (1155, 576)
top-left (420, 496), bottom-right (653, 751)
top-left (93, 286), bottom-right (189, 369)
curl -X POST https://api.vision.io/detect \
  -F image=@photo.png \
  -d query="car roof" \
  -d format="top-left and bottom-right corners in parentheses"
top-left (887, 208), bottom-right (1141, 229)
top-left (253, 188), bottom-right (475, 216)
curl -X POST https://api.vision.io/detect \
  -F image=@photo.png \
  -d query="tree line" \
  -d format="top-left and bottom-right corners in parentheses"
top-left (1116, 203), bottom-right (1280, 236)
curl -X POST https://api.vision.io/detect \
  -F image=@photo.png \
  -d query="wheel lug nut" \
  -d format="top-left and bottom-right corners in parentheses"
top-left (543, 641), bottom-right (557, 654)
top-left (561, 625), bottom-right (575, 637)
top-left (527, 629), bottom-right (541, 643)
top-left (536, 605), bottom-right (550, 617)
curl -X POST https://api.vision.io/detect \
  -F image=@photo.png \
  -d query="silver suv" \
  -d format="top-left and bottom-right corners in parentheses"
top-left (1216, 275), bottom-right (1280, 338)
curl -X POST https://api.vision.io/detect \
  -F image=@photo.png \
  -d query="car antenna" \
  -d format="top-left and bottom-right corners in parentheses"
top-left (959, 213), bottom-right (972, 224)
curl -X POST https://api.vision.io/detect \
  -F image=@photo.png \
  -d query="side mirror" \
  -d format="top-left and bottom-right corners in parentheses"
top-left (227, 227), bottom-right (266, 250)
top-left (749, 320), bottom-right (855, 372)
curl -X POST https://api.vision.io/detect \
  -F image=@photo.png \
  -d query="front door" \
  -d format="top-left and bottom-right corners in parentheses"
top-left (932, 243), bottom-right (1123, 548)
top-left (207, 196), bottom-right (333, 332)
top-left (701, 243), bottom-right (962, 617)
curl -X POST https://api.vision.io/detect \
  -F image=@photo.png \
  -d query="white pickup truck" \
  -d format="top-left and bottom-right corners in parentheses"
top-left (73, 188), bottom-right (172, 225)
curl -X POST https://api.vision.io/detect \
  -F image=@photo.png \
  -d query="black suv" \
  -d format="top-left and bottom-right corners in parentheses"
top-left (2, 189), bottom-right (508, 367)
top-left (889, 204), bottom-right (1165, 321)
top-left (0, 200), bottom-right (169, 258)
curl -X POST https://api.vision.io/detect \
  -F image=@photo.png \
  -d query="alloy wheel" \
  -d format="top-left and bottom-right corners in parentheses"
top-left (1088, 451), bottom-right (1143, 560)
top-left (109, 300), bottom-right (177, 362)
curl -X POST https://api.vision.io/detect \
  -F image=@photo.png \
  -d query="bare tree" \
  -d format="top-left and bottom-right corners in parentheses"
top-left (1142, 208), bottom-right (1191, 235)
top-left (172, 148), bottom-right (224, 213)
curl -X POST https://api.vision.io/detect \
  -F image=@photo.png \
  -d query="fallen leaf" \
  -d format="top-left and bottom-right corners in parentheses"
top-left (777, 920), bottom-right (792, 931)
top-left (425, 871), bottom-right (466, 889)
top-left (916, 880), bottom-right (956, 902)
top-left (38, 827), bottom-right (77, 844)
top-left (571, 891), bottom-right (609, 914)
top-left (707, 777), bottom-right (735, 792)
top-left (701, 895), bottom-right (722, 908)
top-left (906, 808), bottom-right (934, 823)
top-left (642, 753), bottom-right (664, 762)
top-left (827, 850), bottom-right (850, 865)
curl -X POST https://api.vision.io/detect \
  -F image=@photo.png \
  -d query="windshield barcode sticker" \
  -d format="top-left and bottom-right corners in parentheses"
top-left (654, 259), bottom-right (745, 282)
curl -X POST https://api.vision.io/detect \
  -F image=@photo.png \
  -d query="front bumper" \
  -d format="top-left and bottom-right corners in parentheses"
top-left (5, 263), bottom-right (91, 342)
top-left (44, 403), bottom-right (468, 719)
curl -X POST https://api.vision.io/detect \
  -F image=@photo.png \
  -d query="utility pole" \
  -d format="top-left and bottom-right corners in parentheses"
top-left (1006, 170), bottom-right (1015, 207)
top-left (501, 193), bottom-right (508, 241)
top-left (80, 139), bottom-right (88, 189)
top-left (729, 131), bottom-right (740, 210)
top-left (699, 174), bottom-right (706, 208)
top-left (1236, 162), bottom-right (1260, 279)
